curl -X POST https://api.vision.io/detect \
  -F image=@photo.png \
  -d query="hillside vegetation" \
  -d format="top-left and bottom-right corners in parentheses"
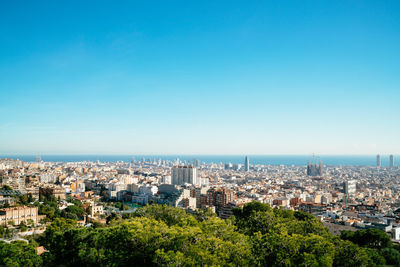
top-left (1, 202), bottom-right (400, 266)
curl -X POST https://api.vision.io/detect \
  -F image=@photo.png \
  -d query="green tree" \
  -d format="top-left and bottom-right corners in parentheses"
top-left (1, 185), bottom-right (13, 191)
top-left (19, 221), bottom-right (28, 232)
top-left (0, 241), bottom-right (42, 266)
top-left (194, 207), bottom-right (217, 222)
top-left (106, 212), bottom-right (119, 224)
top-left (333, 239), bottom-right (372, 267)
top-left (251, 232), bottom-right (335, 266)
top-left (18, 194), bottom-right (29, 205)
top-left (364, 248), bottom-right (386, 266)
top-left (40, 205), bottom-right (252, 266)
top-left (63, 205), bottom-right (85, 219)
top-left (30, 204), bottom-right (391, 267)
top-left (380, 247), bottom-right (400, 266)
top-left (233, 201), bottom-right (271, 221)
top-left (41, 217), bottom-right (77, 253)
top-left (136, 204), bottom-right (198, 227)
top-left (232, 201), bottom-right (329, 237)
top-left (0, 225), bottom-right (5, 238)
top-left (341, 228), bottom-right (392, 250)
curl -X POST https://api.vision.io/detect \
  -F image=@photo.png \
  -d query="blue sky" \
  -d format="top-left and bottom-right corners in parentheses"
top-left (0, 0), bottom-right (399, 155)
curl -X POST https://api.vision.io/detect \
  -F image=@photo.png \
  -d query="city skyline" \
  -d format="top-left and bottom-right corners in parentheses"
top-left (1, 1), bottom-right (400, 155)
top-left (1, 2), bottom-right (400, 266)
top-left (0, 154), bottom-right (398, 168)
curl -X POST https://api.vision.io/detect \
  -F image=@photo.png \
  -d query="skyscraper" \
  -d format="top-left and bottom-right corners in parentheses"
top-left (377, 154), bottom-right (381, 167)
top-left (193, 159), bottom-right (200, 167)
top-left (343, 180), bottom-right (357, 195)
top-left (390, 155), bottom-right (394, 167)
top-left (244, 156), bottom-right (249, 172)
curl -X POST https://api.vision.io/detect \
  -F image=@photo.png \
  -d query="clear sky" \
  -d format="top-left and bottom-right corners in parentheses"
top-left (0, 1), bottom-right (399, 155)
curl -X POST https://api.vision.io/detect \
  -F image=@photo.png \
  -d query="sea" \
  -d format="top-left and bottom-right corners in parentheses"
top-left (0, 154), bottom-right (397, 167)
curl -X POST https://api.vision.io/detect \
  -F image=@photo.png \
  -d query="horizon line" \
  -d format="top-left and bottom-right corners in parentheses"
top-left (1, 153), bottom-right (397, 156)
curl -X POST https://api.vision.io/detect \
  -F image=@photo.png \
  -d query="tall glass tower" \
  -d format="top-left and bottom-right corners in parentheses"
top-left (390, 155), bottom-right (394, 167)
top-left (376, 154), bottom-right (381, 167)
top-left (244, 156), bottom-right (249, 172)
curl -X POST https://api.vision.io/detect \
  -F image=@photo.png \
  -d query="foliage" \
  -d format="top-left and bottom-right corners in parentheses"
top-left (41, 207), bottom-right (251, 266)
top-left (33, 202), bottom-right (394, 266)
top-left (341, 228), bottom-right (392, 250)
top-left (106, 212), bottom-right (119, 224)
top-left (135, 204), bottom-right (198, 227)
top-left (17, 194), bottom-right (34, 205)
top-left (40, 218), bottom-right (77, 248)
top-left (19, 221), bottom-right (28, 232)
top-left (332, 239), bottom-right (373, 267)
top-left (1, 185), bottom-right (13, 191)
top-left (0, 240), bottom-right (42, 266)
top-left (114, 201), bottom-right (129, 211)
top-left (62, 204), bottom-right (85, 220)
top-left (193, 207), bottom-right (217, 221)
top-left (35, 198), bottom-right (86, 222)
top-left (258, 232), bottom-right (335, 266)
top-left (0, 225), bottom-right (4, 238)
top-left (233, 202), bottom-right (329, 237)
top-left (380, 247), bottom-right (400, 266)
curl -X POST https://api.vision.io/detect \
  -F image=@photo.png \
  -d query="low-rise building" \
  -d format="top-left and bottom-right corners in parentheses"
top-left (0, 206), bottom-right (44, 226)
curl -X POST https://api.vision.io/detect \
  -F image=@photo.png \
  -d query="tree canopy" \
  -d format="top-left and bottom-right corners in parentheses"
top-left (0, 201), bottom-right (396, 266)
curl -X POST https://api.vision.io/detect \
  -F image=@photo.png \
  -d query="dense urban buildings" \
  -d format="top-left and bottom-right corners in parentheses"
top-left (1, 154), bottom-right (400, 244)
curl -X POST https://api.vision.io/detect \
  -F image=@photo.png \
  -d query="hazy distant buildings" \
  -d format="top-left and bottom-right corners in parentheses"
top-left (35, 155), bottom-right (42, 163)
top-left (172, 166), bottom-right (198, 186)
top-left (244, 156), bottom-right (249, 172)
top-left (193, 159), bottom-right (200, 167)
top-left (390, 155), bottom-right (394, 167)
top-left (377, 154), bottom-right (381, 167)
top-left (234, 164), bottom-right (242, 171)
top-left (224, 163), bottom-right (233, 170)
top-left (307, 161), bottom-right (323, 176)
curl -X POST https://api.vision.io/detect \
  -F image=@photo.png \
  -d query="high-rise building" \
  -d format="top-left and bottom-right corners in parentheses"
top-left (171, 166), bottom-right (198, 186)
top-left (343, 180), bottom-right (357, 195)
top-left (244, 156), bottom-right (249, 172)
top-left (390, 155), bottom-right (394, 167)
top-left (206, 188), bottom-right (235, 213)
top-left (377, 154), bottom-right (381, 167)
top-left (193, 159), bottom-right (200, 167)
